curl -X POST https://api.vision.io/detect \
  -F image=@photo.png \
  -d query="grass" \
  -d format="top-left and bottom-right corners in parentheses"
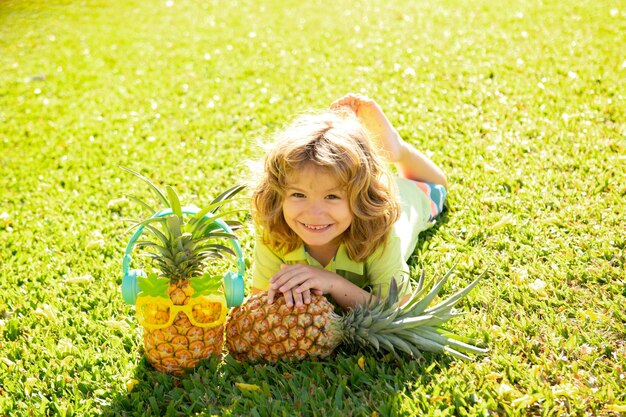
top-left (1, 0), bottom-right (625, 415)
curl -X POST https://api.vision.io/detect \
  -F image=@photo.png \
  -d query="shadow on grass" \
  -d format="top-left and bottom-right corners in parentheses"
top-left (410, 208), bottom-right (451, 263)
top-left (422, 209), bottom-right (449, 239)
top-left (102, 212), bottom-right (455, 416)
top-left (103, 349), bottom-right (452, 417)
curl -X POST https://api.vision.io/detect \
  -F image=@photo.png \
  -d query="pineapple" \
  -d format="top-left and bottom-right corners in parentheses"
top-left (124, 167), bottom-right (245, 374)
top-left (226, 265), bottom-right (487, 362)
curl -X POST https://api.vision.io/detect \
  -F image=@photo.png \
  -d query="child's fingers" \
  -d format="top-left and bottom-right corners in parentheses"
top-left (292, 289), bottom-right (304, 307)
top-left (294, 277), bottom-right (329, 299)
top-left (271, 264), bottom-right (305, 288)
top-left (270, 265), bottom-right (290, 286)
top-left (294, 279), bottom-right (315, 294)
top-left (278, 274), bottom-right (309, 293)
top-left (266, 287), bottom-right (276, 304)
top-left (270, 271), bottom-right (289, 289)
top-left (283, 289), bottom-right (295, 308)
top-left (271, 265), bottom-right (326, 300)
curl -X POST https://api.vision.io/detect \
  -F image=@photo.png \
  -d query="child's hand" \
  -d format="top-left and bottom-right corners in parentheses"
top-left (267, 264), bottom-right (336, 307)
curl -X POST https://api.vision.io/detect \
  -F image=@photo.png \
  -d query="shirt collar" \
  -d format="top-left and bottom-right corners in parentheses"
top-left (284, 245), bottom-right (307, 262)
top-left (283, 243), bottom-right (363, 275)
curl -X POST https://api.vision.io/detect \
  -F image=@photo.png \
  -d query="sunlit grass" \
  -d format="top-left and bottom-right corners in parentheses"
top-left (1, 0), bottom-right (625, 415)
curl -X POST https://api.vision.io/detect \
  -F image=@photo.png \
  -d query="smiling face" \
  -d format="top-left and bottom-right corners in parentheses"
top-left (282, 165), bottom-right (353, 264)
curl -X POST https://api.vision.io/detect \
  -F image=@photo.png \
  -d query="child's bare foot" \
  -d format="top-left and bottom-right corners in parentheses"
top-left (330, 93), bottom-right (403, 162)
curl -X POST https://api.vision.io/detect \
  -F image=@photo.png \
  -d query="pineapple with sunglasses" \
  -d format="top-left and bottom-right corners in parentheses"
top-left (121, 167), bottom-right (245, 375)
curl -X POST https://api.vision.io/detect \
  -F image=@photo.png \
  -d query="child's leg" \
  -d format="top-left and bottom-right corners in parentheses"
top-left (392, 141), bottom-right (448, 189)
top-left (412, 180), bottom-right (448, 220)
top-left (331, 94), bottom-right (448, 188)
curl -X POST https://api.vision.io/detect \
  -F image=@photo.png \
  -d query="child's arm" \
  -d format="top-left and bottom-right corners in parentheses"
top-left (253, 238), bottom-right (368, 309)
top-left (267, 264), bottom-right (371, 310)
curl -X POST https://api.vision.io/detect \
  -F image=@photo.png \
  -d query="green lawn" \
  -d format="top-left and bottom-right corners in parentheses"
top-left (1, 0), bottom-right (625, 415)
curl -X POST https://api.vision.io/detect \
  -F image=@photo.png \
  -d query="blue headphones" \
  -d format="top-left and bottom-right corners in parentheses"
top-left (121, 206), bottom-right (245, 308)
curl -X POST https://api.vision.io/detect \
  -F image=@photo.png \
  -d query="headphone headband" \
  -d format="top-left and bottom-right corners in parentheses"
top-left (121, 205), bottom-right (245, 306)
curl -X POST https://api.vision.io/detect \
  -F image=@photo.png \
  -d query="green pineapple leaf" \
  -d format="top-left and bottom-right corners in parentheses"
top-left (423, 272), bottom-right (485, 316)
top-left (340, 264), bottom-right (489, 362)
top-left (137, 273), bottom-right (170, 298)
top-left (404, 261), bottom-right (459, 315)
top-left (126, 194), bottom-right (157, 215)
top-left (223, 220), bottom-right (244, 231)
top-left (191, 184), bottom-right (246, 224)
top-left (121, 166), bottom-right (170, 208)
top-left (190, 273), bottom-right (223, 297)
top-left (141, 223), bottom-right (171, 248)
top-left (192, 210), bottom-right (244, 238)
top-left (166, 185), bottom-right (183, 218)
top-left (209, 184), bottom-right (246, 213)
top-left (123, 169), bottom-right (247, 286)
top-left (135, 241), bottom-right (174, 259)
top-left (124, 213), bottom-right (171, 235)
top-left (166, 215), bottom-right (183, 239)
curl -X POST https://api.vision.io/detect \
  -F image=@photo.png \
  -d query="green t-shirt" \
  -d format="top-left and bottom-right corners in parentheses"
top-left (252, 178), bottom-right (437, 297)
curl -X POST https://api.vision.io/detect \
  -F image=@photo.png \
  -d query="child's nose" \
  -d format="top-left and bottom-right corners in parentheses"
top-left (307, 201), bottom-right (324, 215)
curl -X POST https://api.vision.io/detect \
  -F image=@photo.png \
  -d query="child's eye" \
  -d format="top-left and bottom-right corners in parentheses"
top-left (326, 194), bottom-right (340, 200)
top-left (291, 192), bottom-right (305, 198)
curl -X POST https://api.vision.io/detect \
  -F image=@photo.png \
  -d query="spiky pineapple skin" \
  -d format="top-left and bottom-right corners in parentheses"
top-left (226, 293), bottom-right (341, 362)
top-left (142, 281), bottom-right (224, 375)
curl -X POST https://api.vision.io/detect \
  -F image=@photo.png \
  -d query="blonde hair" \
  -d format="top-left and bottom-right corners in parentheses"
top-left (252, 110), bottom-right (400, 262)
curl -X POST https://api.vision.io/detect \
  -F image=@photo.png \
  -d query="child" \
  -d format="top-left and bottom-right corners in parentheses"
top-left (251, 94), bottom-right (448, 310)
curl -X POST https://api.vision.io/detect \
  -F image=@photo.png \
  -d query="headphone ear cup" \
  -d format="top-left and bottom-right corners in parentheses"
top-left (223, 271), bottom-right (245, 308)
top-left (121, 269), bottom-right (145, 305)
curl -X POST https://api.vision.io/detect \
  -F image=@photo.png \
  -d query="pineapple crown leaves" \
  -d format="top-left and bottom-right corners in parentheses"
top-left (135, 221), bottom-right (239, 281)
top-left (120, 166), bottom-right (246, 280)
top-left (192, 184), bottom-right (246, 219)
top-left (131, 215), bottom-right (240, 252)
top-left (137, 272), bottom-right (170, 298)
top-left (120, 166), bottom-right (246, 223)
top-left (120, 166), bottom-right (170, 214)
top-left (340, 262), bottom-right (489, 361)
top-left (125, 203), bottom-right (244, 244)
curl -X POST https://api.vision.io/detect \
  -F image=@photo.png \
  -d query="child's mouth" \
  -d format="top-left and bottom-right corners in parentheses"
top-left (301, 223), bottom-right (331, 232)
